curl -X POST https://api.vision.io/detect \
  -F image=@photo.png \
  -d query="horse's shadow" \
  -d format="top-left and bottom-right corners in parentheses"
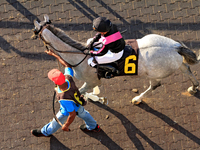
top-left (90, 101), bottom-right (163, 150)
top-left (50, 135), bottom-right (71, 150)
top-left (193, 89), bottom-right (200, 99)
top-left (137, 102), bottom-right (200, 145)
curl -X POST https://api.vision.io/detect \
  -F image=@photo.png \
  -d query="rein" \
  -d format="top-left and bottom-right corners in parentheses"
top-left (45, 45), bottom-right (87, 68)
top-left (52, 91), bottom-right (63, 126)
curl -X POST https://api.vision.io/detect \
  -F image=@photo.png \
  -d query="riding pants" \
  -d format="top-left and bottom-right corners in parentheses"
top-left (87, 38), bottom-right (124, 67)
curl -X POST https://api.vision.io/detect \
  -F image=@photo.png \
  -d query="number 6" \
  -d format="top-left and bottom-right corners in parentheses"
top-left (124, 55), bottom-right (136, 74)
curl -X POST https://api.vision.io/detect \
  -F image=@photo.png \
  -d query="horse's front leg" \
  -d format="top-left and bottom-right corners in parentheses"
top-left (79, 80), bottom-right (101, 95)
top-left (132, 79), bottom-right (161, 104)
top-left (79, 80), bottom-right (108, 104)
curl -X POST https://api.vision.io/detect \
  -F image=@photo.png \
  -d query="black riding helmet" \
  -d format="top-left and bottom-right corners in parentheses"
top-left (93, 17), bottom-right (112, 32)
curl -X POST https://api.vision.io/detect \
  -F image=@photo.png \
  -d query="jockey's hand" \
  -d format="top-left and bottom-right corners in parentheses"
top-left (83, 50), bottom-right (92, 55)
top-left (86, 42), bottom-right (94, 50)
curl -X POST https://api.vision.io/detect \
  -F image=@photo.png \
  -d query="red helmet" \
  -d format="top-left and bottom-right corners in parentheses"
top-left (93, 17), bottom-right (112, 32)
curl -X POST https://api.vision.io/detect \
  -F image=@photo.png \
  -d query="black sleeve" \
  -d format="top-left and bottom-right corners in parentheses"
top-left (93, 33), bottom-right (101, 42)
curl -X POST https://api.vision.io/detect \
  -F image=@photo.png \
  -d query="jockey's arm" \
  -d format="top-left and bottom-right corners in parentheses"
top-left (87, 33), bottom-right (101, 50)
top-left (89, 45), bottom-right (109, 56)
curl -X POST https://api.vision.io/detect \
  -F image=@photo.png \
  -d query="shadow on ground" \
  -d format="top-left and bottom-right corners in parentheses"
top-left (90, 102), bottom-right (163, 150)
top-left (137, 102), bottom-right (200, 145)
top-left (50, 136), bottom-right (71, 150)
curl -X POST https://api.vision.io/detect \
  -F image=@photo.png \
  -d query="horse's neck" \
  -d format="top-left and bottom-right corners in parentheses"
top-left (42, 28), bottom-right (86, 66)
top-left (42, 28), bottom-right (92, 79)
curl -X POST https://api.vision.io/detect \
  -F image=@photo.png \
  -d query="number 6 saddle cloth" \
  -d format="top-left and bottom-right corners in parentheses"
top-left (117, 39), bottom-right (139, 76)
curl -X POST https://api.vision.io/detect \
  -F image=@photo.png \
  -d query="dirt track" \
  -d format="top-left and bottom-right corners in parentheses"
top-left (1, 0), bottom-right (200, 149)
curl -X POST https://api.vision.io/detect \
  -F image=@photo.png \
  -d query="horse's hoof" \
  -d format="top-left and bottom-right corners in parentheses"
top-left (132, 101), bottom-right (141, 105)
top-left (187, 87), bottom-right (197, 95)
top-left (99, 97), bottom-right (108, 105)
top-left (132, 96), bottom-right (142, 105)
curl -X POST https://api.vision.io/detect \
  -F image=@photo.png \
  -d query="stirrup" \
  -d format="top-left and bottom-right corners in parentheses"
top-left (105, 72), bottom-right (113, 79)
top-left (105, 70), bottom-right (119, 79)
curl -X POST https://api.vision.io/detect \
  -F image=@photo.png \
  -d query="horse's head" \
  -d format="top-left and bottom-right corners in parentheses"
top-left (32, 14), bottom-right (51, 39)
top-left (32, 14), bottom-right (87, 54)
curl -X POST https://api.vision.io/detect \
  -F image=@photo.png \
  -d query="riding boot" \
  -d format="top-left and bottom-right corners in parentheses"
top-left (98, 64), bottom-right (119, 79)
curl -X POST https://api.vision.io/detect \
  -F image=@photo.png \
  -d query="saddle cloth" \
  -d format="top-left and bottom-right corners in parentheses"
top-left (117, 39), bottom-right (139, 76)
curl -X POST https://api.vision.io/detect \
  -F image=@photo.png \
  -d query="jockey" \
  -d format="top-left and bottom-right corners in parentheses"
top-left (84, 17), bottom-right (125, 78)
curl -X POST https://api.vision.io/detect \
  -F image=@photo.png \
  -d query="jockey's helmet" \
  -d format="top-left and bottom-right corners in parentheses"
top-left (93, 17), bottom-right (112, 32)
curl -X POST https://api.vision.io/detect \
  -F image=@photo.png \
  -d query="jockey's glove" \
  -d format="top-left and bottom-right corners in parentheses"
top-left (86, 43), bottom-right (94, 50)
top-left (83, 50), bottom-right (93, 56)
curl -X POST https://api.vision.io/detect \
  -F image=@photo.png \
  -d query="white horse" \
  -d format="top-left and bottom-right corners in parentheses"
top-left (33, 14), bottom-right (199, 104)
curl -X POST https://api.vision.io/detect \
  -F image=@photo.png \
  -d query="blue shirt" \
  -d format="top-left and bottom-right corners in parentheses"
top-left (57, 67), bottom-right (80, 116)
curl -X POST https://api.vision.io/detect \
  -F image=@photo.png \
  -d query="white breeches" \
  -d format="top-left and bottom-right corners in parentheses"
top-left (87, 38), bottom-right (124, 67)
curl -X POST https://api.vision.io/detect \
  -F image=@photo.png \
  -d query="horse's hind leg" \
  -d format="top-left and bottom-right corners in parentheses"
top-left (132, 79), bottom-right (161, 104)
top-left (180, 63), bottom-right (199, 94)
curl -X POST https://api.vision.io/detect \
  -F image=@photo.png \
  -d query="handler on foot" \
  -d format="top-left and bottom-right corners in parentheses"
top-left (31, 50), bottom-right (101, 137)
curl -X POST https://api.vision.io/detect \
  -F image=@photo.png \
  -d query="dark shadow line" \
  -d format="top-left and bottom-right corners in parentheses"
top-left (6, 0), bottom-right (40, 22)
top-left (50, 135), bottom-right (71, 150)
top-left (74, 0), bottom-right (99, 18)
top-left (96, 0), bottom-right (129, 25)
top-left (91, 102), bottom-right (163, 150)
top-left (0, 36), bottom-right (55, 60)
top-left (1, 21), bottom-right (200, 31)
top-left (67, 0), bottom-right (95, 21)
top-left (83, 129), bottom-right (123, 150)
top-left (137, 103), bottom-right (200, 145)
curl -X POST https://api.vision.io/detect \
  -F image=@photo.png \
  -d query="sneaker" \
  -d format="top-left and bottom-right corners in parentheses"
top-left (31, 129), bottom-right (51, 137)
top-left (80, 124), bottom-right (101, 132)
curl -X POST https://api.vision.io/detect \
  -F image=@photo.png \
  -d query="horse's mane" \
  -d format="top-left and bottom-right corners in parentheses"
top-left (46, 25), bottom-right (87, 51)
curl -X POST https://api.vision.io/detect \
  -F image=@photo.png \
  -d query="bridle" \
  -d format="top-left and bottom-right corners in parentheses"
top-left (34, 22), bottom-right (88, 67)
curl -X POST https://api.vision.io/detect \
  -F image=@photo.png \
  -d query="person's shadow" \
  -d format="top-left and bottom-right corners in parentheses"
top-left (83, 129), bottom-right (123, 150)
top-left (89, 101), bottom-right (163, 150)
top-left (50, 135), bottom-right (71, 150)
top-left (137, 102), bottom-right (200, 145)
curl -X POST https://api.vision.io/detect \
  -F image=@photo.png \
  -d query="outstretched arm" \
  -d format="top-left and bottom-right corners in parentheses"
top-left (45, 49), bottom-right (71, 68)
top-left (62, 110), bottom-right (76, 132)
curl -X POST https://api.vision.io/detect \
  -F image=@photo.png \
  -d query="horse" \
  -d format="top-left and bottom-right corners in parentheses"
top-left (32, 14), bottom-right (199, 105)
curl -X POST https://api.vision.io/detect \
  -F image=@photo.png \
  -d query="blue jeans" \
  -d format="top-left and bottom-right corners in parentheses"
top-left (41, 106), bottom-right (97, 136)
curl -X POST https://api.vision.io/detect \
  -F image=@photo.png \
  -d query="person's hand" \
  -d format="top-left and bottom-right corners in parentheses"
top-left (45, 49), bottom-right (57, 56)
top-left (80, 95), bottom-right (87, 106)
top-left (83, 50), bottom-right (91, 55)
top-left (87, 44), bottom-right (93, 50)
top-left (62, 124), bottom-right (70, 132)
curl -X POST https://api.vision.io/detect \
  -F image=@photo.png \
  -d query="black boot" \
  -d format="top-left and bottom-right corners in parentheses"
top-left (98, 64), bottom-right (119, 79)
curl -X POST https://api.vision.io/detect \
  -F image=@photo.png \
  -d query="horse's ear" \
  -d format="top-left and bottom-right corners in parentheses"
top-left (44, 14), bottom-right (49, 23)
top-left (34, 20), bottom-right (41, 30)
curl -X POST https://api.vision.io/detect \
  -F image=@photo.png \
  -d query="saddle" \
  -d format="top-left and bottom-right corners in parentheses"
top-left (97, 39), bottom-right (139, 79)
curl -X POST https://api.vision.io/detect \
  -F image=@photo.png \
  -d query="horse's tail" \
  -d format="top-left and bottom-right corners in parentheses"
top-left (177, 41), bottom-right (198, 65)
